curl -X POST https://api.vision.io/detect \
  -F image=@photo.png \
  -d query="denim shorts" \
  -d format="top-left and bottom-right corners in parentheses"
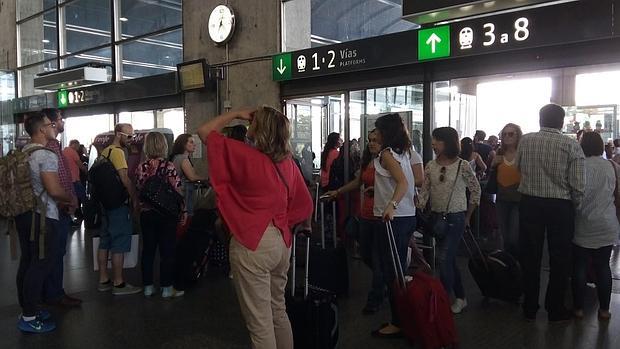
top-left (99, 205), bottom-right (133, 253)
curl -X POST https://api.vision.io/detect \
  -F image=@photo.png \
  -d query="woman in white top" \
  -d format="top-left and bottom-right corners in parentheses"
top-left (371, 113), bottom-right (423, 339)
top-left (418, 127), bottom-right (481, 314)
top-left (572, 132), bottom-right (620, 320)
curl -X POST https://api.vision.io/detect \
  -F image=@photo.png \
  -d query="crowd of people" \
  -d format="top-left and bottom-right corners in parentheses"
top-left (5, 103), bottom-right (620, 349)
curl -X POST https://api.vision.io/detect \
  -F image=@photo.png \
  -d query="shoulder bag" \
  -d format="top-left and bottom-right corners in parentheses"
top-left (431, 160), bottom-right (462, 240)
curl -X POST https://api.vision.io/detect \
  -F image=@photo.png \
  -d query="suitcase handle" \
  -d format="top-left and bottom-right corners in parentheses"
top-left (319, 200), bottom-right (337, 250)
top-left (291, 232), bottom-right (311, 299)
top-left (386, 221), bottom-right (407, 290)
top-left (461, 227), bottom-right (489, 271)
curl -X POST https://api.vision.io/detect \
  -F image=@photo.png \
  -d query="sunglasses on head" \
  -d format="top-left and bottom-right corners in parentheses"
top-left (439, 166), bottom-right (447, 182)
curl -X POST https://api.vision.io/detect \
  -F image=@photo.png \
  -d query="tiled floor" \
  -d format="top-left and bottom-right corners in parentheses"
top-left (1, 221), bottom-right (620, 349)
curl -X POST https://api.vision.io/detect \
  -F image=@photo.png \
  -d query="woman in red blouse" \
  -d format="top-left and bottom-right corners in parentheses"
top-left (135, 132), bottom-right (185, 299)
top-left (198, 107), bottom-right (313, 349)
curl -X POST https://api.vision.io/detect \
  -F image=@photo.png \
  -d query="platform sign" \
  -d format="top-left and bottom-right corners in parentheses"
top-left (271, 30), bottom-right (419, 81)
top-left (450, 1), bottom-right (612, 58)
top-left (57, 90), bottom-right (68, 109)
top-left (272, 53), bottom-right (292, 81)
top-left (418, 26), bottom-right (451, 60)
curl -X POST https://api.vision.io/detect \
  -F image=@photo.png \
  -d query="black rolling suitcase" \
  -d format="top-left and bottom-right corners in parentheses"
top-left (175, 208), bottom-right (218, 284)
top-left (287, 234), bottom-right (339, 349)
top-left (462, 228), bottom-right (522, 302)
top-left (308, 200), bottom-right (349, 296)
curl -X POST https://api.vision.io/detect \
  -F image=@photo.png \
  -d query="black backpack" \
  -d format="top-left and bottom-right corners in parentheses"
top-left (88, 147), bottom-right (128, 210)
top-left (327, 155), bottom-right (345, 191)
top-left (139, 160), bottom-right (184, 220)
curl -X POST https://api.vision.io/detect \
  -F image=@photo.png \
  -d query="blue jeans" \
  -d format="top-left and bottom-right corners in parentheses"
top-left (496, 200), bottom-right (519, 258)
top-left (358, 218), bottom-right (384, 308)
top-left (436, 212), bottom-right (466, 299)
top-left (43, 212), bottom-right (70, 301)
top-left (378, 216), bottom-right (416, 326)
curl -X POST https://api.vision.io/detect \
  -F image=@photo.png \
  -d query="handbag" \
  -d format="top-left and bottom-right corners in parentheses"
top-left (431, 160), bottom-right (462, 240)
top-left (486, 165), bottom-right (498, 194)
top-left (609, 160), bottom-right (620, 223)
top-left (140, 160), bottom-right (184, 220)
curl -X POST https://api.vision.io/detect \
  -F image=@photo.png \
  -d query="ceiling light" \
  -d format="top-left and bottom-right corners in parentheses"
top-left (42, 39), bottom-right (50, 43)
top-left (119, 17), bottom-right (128, 22)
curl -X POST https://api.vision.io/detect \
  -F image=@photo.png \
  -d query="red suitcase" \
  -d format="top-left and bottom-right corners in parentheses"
top-left (386, 222), bottom-right (458, 349)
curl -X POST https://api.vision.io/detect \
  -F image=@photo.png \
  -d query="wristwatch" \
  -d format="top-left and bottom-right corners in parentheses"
top-left (391, 200), bottom-right (399, 209)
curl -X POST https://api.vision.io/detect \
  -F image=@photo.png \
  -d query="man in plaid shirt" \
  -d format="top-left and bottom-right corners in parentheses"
top-left (41, 108), bottom-right (82, 308)
top-left (516, 103), bottom-right (585, 323)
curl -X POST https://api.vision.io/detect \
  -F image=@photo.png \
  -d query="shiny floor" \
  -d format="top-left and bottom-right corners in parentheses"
top-left (1, 221), bottom-right (620, 349)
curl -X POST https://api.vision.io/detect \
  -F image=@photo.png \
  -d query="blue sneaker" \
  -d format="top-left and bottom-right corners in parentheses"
top-left (18, 317), bottom-right (56, 334)
top-left (17, 310), bottom-right (52, 322)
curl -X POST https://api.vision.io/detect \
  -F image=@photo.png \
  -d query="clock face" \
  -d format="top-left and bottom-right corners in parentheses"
top-left (208, 5), bottom-right (235, 45)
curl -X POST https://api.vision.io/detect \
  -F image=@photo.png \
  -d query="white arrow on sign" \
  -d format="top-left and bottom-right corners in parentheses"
top-left (426, 33), bottom-right (442, 54)
top-left (277, 59), bottom-right (287, 75)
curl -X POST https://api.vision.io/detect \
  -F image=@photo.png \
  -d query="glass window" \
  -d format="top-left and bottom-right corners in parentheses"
top-left (119, 29), bottom-right (182, 79)
top-left (63, 114), bottom-right (115, 148)
top-left (575, 71), bottom-right (620, 106)
top-left (0, 71), bottom-right (16, 101)
top-left (159, 108), bottom-right (185, 139)
top-left (366, 85), bottom-right (423, 153)
top-left (476, 78), bottom-right (552, 134)
top-left (63, 0), bottom-right (112, 54)
top-left (64, 46), bottom-right (112, 68)
top-left (119, 0), bottom-right (182, 38)
top-left (283, 0), bottom-right (418, 51)
top-left (19, 10), bottom-right (58, 66)
top-left (1, 124), bottom-right (17, 156)
top-left (119, 111), bottom-right (155, 130)
top-left (18, 0), bottom-right (56, 21)
top-left (18, 60), bottom-right (58, 97)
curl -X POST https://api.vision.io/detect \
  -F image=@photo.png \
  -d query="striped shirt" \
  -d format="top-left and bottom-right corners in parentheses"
top-left (46, 139), bottom-right (76, 202)
top-left (574, 157), bottom-right (620, 249)
top-left (516, 128), bottom-right (585, 204)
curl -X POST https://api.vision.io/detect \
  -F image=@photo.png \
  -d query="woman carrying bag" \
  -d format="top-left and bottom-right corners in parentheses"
top-left (370, 113), bottom-right (421, 339)
top-left (418, 127), bottom-right (481, 314)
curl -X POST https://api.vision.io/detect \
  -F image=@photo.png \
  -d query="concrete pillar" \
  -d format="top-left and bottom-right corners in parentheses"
top-left (550, 68), bottom-right (576, 106)
top-left (183, 0), bottom-right (281, 173)
top-left (0, 0), bottom-right (17, 70)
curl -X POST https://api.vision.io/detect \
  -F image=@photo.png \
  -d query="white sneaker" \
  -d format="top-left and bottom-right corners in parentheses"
top-left (451, 298), bottom-right (467, 314)
top-left (143, 285), bottom-right (155, 297)
top-left (161, 286), bottom-right (174, 299)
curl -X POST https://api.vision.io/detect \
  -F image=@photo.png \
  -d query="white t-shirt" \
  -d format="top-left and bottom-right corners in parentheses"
top-left (373, 148), bottom-right (417, 217)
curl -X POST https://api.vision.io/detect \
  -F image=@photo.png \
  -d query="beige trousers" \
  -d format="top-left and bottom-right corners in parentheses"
top-left (229, 224), bottom-right (293, 349)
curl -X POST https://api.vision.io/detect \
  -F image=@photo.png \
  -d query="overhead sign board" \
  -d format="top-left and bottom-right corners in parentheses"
top-left (272, 31), bottom-right (418, 81)
top-left (273, 0), bottom-right (613, 82)
top-left (450, 1), bottom-right (612, 58)
top-left (403, 0), bottom-right (561, 24)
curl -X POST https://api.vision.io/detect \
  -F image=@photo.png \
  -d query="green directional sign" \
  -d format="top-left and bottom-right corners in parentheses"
top-left (418, 26), bottom-right (451, 60)
top-left (57, 89), bottom-right (68, 108)
top-left (271, 53), bottom-right (293, 81)
top-left (272, 53), bottom-right (292, 81)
